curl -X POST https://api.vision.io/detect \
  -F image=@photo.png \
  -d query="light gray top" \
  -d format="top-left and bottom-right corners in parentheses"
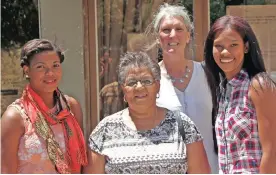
top-left (157, 61), bottom-right (219, 173)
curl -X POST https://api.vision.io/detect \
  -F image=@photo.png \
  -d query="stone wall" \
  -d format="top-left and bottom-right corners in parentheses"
top-left (1, 49), bottom-right (28, 116)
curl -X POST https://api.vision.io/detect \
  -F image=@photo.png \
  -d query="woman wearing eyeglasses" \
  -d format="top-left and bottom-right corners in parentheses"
top-left (84, 52), bottom-right (210, 174)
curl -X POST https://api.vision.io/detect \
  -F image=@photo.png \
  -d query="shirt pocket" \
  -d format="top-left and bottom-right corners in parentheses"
top-left (226, 111), bottom-right (252, 143)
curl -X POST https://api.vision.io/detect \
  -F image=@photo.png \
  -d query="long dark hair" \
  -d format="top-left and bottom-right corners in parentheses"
top-left (203, 15), bottom-right (266, 117)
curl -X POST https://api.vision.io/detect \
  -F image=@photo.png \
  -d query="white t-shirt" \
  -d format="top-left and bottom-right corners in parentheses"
top-left (157, 61), bottom-right (219, 174)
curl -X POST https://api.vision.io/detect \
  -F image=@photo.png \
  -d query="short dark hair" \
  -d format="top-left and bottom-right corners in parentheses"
top-left (20, 38), bottom-right (64, 67)
top-left (117, 52), bottom-right (161, 84)
top-left (203, 15), bottom-right (266, 116)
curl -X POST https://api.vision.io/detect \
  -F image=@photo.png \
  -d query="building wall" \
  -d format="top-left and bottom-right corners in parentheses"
top-left (1, 49), bottom-right (28, 115)
top-left (38, 0), bottom-right (87, 130)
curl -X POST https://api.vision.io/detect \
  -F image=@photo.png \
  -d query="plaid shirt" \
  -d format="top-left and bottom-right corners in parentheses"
top-left (215, 69), bottom-right (262, 174)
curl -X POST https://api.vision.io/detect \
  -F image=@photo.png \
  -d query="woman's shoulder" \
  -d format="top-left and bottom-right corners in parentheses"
top-left (250, 72), bottom-right (276, 88)
top-left (90, 109), bottom-right (125, 137)
top-left (2, 105), bottom-right (24, 122)
top-left (104, 109), bottom-right (127, 124)
top-left (249, 72), bottom-right (276, 133)
top-left (8, 98), bottom-right (23, 107)
top-left (192, 61), bottom-right (205, 75)
top-left (63, 95), bottom-right (84, 126)
top-left (168, 110), bottom-right (202, 143)
top-left (191, 61), bottom-right (211, 89)
top-left (5, 98), bottom-right (26, 119)
top-left (96, 110), bottom-right (125, 126)
top-left (249, 72), bottom-right (276, 104)
top-left (1, 102), bottom-right (25, 134)
top-left (167, 110), bottom-right (194, 124)
top-left (64, 95), bottom-right (82, 112)
top-left (64, 95), bottom-right (80, 107)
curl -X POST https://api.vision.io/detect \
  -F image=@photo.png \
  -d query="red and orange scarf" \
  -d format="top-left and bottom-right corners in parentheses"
top-left (22, 85), bottom-right (88, 173)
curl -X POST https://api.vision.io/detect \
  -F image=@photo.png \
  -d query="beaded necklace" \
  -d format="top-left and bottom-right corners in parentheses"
top-left (169, 65), bottom-right (191, 83)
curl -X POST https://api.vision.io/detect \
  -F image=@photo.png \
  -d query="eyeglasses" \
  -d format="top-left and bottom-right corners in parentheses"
top-left (124, 78), bottom-right (155, 87)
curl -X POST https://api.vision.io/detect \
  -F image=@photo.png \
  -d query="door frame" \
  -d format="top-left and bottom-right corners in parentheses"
top-left (82, 0), bottom-right (99, 140)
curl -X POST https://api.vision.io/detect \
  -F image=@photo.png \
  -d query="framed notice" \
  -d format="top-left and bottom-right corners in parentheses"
top-left (227, 5), bottom-right (276, 81)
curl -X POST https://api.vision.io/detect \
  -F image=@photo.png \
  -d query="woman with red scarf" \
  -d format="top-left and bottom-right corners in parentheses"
top-left (1, 39), bottom-right (88, 173)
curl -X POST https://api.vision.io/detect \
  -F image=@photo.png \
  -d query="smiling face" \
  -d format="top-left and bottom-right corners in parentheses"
top-left (158, 16), bottom-right (190, 55)
top-left (23, 51), bottom-right (62, 95)
top-left (121, 67), bottom-right (160, 111)
top-left (213, 28), bottom-right (248, 80)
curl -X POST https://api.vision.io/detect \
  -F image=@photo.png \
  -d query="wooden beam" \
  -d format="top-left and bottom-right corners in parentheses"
top-left (82, 0), bottom-right (99, 140)
top-left (193, 0), bottom-right (210, 61)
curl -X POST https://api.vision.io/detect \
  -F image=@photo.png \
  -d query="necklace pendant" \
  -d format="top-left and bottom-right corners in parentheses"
top-left (171, 78), bottom-right (184, 83)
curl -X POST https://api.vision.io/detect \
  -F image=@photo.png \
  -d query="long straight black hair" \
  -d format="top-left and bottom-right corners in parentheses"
top-left (203, 15), bottom-right (266, 117)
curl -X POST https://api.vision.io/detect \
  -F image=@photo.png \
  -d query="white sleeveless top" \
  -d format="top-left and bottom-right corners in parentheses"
top-left (157, 61), bottom-right (219, 174)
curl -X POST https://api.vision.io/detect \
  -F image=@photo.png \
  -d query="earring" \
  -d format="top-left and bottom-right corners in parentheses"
top-left (156, 39), bottom-right (160, 45)
top-left (186, 39), bottom-right (190, 44)
top-left (156, 93), bottom-right (160, 99)
top-left (123, 95), bottom-right (127, 103)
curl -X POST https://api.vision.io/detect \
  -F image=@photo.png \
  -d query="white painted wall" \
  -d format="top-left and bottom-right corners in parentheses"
top-left (38, 0), bottom-right (87, 126)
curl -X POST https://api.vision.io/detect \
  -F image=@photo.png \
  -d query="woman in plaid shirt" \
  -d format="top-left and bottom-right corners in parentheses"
top-left (204, 15), bottom-right (276, 173)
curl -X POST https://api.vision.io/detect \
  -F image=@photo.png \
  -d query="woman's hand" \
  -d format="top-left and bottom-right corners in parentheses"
top-left (1, 108), bottom-right (25, 173)
top-left (186, 141), bottom-right (211, 174)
